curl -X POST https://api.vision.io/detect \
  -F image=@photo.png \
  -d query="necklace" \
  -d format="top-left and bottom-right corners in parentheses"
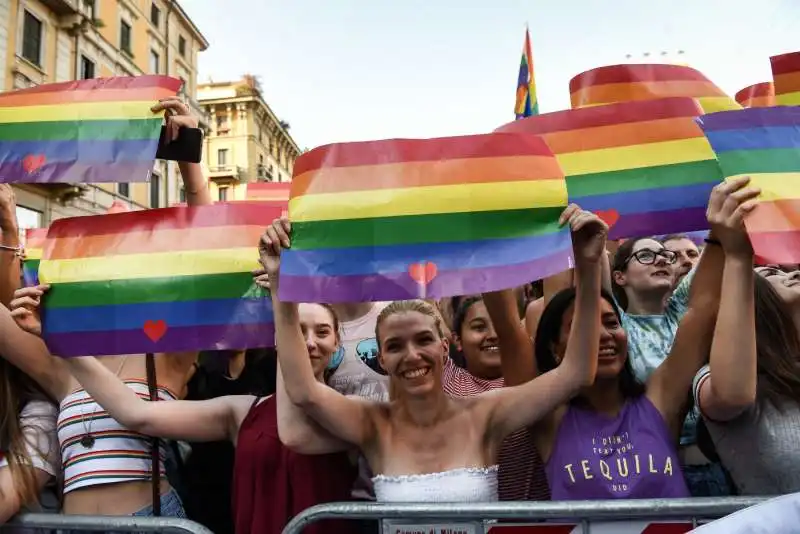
top-left (78, 356), bottom-right (129, 449)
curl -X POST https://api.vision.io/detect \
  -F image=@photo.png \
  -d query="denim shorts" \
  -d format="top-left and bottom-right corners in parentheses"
top-left (58, 489), bottom-right (186, 534)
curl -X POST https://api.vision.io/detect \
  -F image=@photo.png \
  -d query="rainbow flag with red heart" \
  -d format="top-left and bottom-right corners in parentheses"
top-left (496, 97), bottom-right (721, 240)
top-left (0, 76), bottom-right (181, 183)
top-left (278, 133), bottom-right (573, 303)
top-left (39, 202), bottom-right (278, 357)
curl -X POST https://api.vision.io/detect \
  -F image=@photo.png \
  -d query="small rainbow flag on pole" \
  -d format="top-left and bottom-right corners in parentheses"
top-left (514, 27), bottom-right (538, 119)
top-left (496, 97), bottom-right (721, 239)
top-left (279, 133), bottom-right (573, 303)
top-left (0, 76), bottom-right (181, 183)
top-left (697, 107), bottom-right (800, 263)
top-left (771, 51), bottom-right (800, 106)
top-left (569, 64), bottom-right (740, 113)
top-left (245, 182), bottom-right (291, 202)
top-left (39, 203), bottom-right (277, 357)
top-left (735, 82), bottom-right (776, 108)
top-left (22, 228), bottom-right (46, 286)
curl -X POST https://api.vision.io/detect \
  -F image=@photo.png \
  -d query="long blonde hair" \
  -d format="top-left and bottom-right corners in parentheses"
top-left (0, 359), bottom-right (52, 507)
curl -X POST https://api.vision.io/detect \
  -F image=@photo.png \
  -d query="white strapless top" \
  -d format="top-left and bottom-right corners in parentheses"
top-left (372, 465), bottom-right (499, 502)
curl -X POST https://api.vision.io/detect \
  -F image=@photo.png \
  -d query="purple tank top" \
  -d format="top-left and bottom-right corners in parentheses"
top-left (546, 395), bottom-right (689, 500)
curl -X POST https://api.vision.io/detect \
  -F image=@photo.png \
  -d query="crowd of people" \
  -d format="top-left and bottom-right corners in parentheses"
top-left (0, 100), bottom-right (797, 534)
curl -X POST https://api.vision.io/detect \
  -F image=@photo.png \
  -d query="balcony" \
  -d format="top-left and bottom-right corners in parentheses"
top-left (207, 165), bottom-right (244, 184)
top-left (39, 0), bottom-right (81, 16)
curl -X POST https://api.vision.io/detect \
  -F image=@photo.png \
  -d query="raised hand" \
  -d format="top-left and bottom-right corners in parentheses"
top-left (559, 204), bottom-right (608, 265)
top-left (9, 284), bottom-right (49, 336)
top-left (0, 184), bottom-right (17, 231)
top-left (258, 216), bottom-right (291, 285)
top-left (151, 97), bottom-right (198, 142)
top-left (706, 176), bottom-right (760, 257)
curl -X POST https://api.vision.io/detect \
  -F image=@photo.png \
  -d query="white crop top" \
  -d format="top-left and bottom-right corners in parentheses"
top-left (372, 465), bottom-right (499, 502)
top-left (57, 379), bottom-right (176, 493)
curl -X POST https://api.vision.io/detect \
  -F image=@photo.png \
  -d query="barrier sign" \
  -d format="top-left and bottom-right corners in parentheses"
top-left (381, 521), bottom-right (482, 534)
top-left (485, 521), bottom-right (696, 533)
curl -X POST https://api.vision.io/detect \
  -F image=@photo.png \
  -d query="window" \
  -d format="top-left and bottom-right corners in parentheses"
top-left (149, 50), bottom-right (160, 74)
top-left (150, 3), bottom-right (161, 27)
top-left (80, 55), bottom-right (95, 79)
top-left (150, 174), bottom-right (161, 208)
top-left (118, 183), bottom-right (130, 197)
top-left (179, 187), bottom-right (186, 203)
top-left (218, 187), bottom-right (228, 202)
top-left (259, 154), bottom-right (264, 164)
top-left (216, 113), bottom-right (229, 133)
top-left (120, 20), bottom-right (132, 54)
top-left (178, 35), bottom-right (186, 57)
top-left (217, 149), bottom-right (228, 166)
top-left (178, 77), bottom-right (186, 95)
top-left (21, 11), bottom-right (43, 66)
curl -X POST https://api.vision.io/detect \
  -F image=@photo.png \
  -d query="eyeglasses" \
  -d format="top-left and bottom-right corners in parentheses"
top-left (625, 249), bottom-right (677, 266)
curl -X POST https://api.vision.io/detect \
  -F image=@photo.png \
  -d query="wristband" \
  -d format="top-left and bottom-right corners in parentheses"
top-left (0, 244), bottom-right (20, 253)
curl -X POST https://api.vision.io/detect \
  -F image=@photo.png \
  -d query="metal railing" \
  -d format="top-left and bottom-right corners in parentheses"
top-left (2, 513), bottom-right (213, 533)
top-left (282, 497), bottom-right (767, 534)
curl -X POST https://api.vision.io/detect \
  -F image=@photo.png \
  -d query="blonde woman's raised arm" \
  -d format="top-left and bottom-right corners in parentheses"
top-left (484, 206), bottom-right (603, 440)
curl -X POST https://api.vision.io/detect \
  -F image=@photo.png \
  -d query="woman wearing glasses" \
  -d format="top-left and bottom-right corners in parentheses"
top-left (609, 232), bottom-right (733, 498)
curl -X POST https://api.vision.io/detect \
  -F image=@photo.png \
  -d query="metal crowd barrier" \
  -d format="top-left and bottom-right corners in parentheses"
top-left (282, 497), bottom-right (767, 534)
top-left (0, 513), bottom-right (213, 533)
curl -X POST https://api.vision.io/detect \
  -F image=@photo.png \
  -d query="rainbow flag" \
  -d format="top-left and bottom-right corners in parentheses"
top-left (22, 228), bottom-right (47, 286)
top-left (0, 76), bottom-right (181, 184)
top-left (697, 107), bottom-right (800, 263)
top-left (496, 97), bottom-right (721, 239)
top-left (569, 64), bottom-right (740, 113)
top-left (245, 182), bottom-right (291, 203)
top-left (278, 133), bottom-right (573, 303)
top-left (514, 28), bottom-right (538, 119)
top-left (771, 52), bottom-right (800, 106)
top-left (39, 203), bottom-right (278, 357)
top-left (735, 82), bottom-right (776, 108)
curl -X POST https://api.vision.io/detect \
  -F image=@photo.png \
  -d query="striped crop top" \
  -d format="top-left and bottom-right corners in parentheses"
top-left (57, 379), bottom-right (177, 493)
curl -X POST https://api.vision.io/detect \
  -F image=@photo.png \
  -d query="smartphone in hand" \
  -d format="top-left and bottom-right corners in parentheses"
top-left (155, 126), bottom-right (203, 163)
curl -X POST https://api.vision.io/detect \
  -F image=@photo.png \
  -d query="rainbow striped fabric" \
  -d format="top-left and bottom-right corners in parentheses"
top-left (514, 28), bottom-right (539, 118)
top-left (245, 182), bottom-right (291, 203)
top-left (496, 97), bottom-right (720, 239)
top-left (0, 76), bottom-right (181, 183)
top-left (569, 64), bottom-right (740, 113)
top-left (39, 203), bottom-right (277, 357)
top-left (696, 107), bottom-right (800, 263)
top-left (771, 51), bottom-right (800, 106)
top-left (278, 133), bottom-right (573, 303)
top-left (22, 228), bottom-right (46, 286)
top-left (735, 82), bottom-right (776, 108)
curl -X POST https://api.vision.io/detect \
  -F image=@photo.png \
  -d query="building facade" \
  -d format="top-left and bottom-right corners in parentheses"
top-left (198, 75), bottom-right (301, 202)
top-left (0, 0), bottom-right (208, 236)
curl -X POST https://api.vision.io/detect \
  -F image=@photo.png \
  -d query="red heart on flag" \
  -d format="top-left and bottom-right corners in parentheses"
top-left (594, 209), bottom-right (620, 228)
top-left (143, 320), bottom-right (168, 342)
top-left (408, 262), bottom-right (438, 285)
top-left (22, 154), bottom-right (46, 174)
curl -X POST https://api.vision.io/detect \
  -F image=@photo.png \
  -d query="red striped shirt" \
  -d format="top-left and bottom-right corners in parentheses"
top-left (442, 358), bottom-right (550, 501)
